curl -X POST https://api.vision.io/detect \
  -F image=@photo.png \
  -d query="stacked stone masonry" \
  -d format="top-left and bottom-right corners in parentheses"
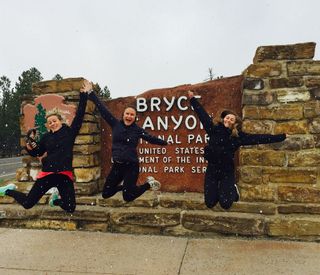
top-left (1, 43), bottom-right (320, 241)
top-left (239, 42), bottom-right (320, 239)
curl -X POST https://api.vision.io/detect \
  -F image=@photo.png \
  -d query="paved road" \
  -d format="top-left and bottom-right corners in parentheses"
top-left (0, 228), bottom-right (319, 275)
top-left (0, 156), bottom-right (23, 182)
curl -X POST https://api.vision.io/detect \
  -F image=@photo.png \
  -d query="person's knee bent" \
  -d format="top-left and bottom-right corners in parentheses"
top-left (22, 200), bottom-right (36, 209)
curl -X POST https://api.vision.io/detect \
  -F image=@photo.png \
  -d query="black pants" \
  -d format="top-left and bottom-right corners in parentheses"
top-left (204, 163), bottom-right (238, 210)
top-left (6, 174), bottom-right (76, 213)
top-left (103, 162), bottom-right (150, 202)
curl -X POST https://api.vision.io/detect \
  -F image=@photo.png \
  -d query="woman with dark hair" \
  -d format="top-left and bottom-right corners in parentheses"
top-left (188, 90), bottom-right (286, 209)
top-left (88, 91), bottom-right (167, 202)
top-left (0, 79), bottom-right (92, 213)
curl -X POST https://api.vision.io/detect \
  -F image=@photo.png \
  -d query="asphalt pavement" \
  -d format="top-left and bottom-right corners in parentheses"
top-left (0, 156), bottom-right (23, 182)
top-left (0, 228), bottom-right (319, 275)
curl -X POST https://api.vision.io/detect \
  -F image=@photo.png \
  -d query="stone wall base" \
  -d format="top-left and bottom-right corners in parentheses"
top-left (1, 191), bottom-right (320, 241)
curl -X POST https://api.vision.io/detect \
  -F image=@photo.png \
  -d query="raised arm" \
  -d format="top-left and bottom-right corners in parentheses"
top-left (188, 91), bottom-right (214, 134)
top-left (239, 132), bottom-right (286, 146)
top-left (70, 80), bottom-right (89, 134)
top-left (88, 91), bottom-right (117, 127)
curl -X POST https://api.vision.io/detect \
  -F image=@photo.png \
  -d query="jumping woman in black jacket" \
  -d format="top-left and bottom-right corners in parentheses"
top-left (89, 91), bottom-right (167, 202)
top-left (188, 90), bottom-right (286, 209)
top-left (0, 79), bottom-right (92, 213)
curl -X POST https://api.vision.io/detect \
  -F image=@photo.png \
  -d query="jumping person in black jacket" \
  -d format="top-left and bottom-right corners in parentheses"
top-left (188, 90), bottom-right (286, 209)
top-left (0, 79), bottom-right (92, 213)
top-left (88, 91), bottom-right (167, 202)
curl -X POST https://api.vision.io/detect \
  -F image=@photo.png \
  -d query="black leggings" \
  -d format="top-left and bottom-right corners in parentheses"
top-left (204, 163), bottom-right (238, 210)
top-left (6, 174), bottom-right (76, 213)
top-left (103, 162), bottom-right (150, 202)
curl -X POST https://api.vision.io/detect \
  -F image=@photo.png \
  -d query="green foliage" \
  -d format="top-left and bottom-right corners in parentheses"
top-left (15, 67), bottom-right (43, 97)
top-left (0, 76), bottom-right (19, 157)
top-left (34, 103), bottom-right (47, 140)
top-left (52, 74), bottom-right (63, 80)
top-left (93, 82), bottom-right (111, 99)
top-left (0, 68), bottom-right (43, 156)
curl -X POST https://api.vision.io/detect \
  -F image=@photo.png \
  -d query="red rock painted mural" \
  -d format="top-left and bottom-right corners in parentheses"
top-left (22, 94), bottom-right (76, 133)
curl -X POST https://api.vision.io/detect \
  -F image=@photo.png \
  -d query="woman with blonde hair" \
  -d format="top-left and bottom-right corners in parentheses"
top-left (188, 90), bottom-right (286, 209)
top-left (0, 80), bottom-right (92, 213)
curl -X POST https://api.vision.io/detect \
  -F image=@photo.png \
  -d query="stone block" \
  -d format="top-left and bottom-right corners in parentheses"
top-left (239, 149), bottom-right (286, 166)
top-left (110, 208), bottom-right (181, 228)
top-left (239, 184), bottom-right (276, 202)
top-left (74, 166), bottom-right (100, 182)
top-left (269, 77), bottom-right (304, 89)
top-left (243, 78), bottom-right (264, 90)
top-left (182, 211), bottom-right (265, 236)
top-left (270, 135), bottom-right (315, 151)
top-left (74, 182), bottom-right (99, 195)
top-left (72, 154), bottom-right (99, 167)
top-left (159, 192), bottom-right (206, 210)
top-left (263, 167), bottom-right (317, 184)
top-left (267, 217), bottom-right (320, 239)
top-left (288, 60), bottom-right (320, 76)
top-left (242, 120), bottom-right (275, 134)
top-left (278, 204), bottom-right (320, 214)
top-left (278, 186), bottom-right (320, 203)
top-left (16, 167), bottom-right (29, 181)
top-left (242, 91), bottom-right (274, 105)
top-left (276, 89), bottom-right (310, 103)
top-left (77, 221), bottom-right (108, 232)
top-left (305, 77), bottom-right (320, 88)
top-left (98, 191), bottom-right (158, 208)
top-left (243, 104), bottom-right (303, 120)
top-left (73, 144), bottom-right (101, 154)
top-left (304, 101), bottom-right (320, 118)
top-left (79, 122), bottom-right (99, 134)
top-left (253, 42), bottom-right (315, 63)
top-left (238, 166), bottom-right (263, 184)
top-left (309, 118), bottom-right (320, 133)
top-left (25, 219), bottom-right (77, 230)
top-left (76, 196), bottom-right (97, 206)
top-left (288, 150), bottom-right (320, 167)
top-left (244, 62), bottom-right (282, 78)
top-left (32, 78), bottom-right (85, 94)
top-left (75, 135), bottom-right (97, 145)
top-left (274, 120), bottom-right (308, 134)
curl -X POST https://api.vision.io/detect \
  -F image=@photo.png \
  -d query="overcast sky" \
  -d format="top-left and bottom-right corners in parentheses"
top-left (1, 0), bottom-right (320, 98)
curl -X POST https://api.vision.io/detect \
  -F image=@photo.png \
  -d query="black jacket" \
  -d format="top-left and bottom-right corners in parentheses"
top-left (190, 97), bottom-right (286, 169)
top-left (89, 92), bottom-right (167, 163)
top-left (27, 92), bottom-right (88, 172)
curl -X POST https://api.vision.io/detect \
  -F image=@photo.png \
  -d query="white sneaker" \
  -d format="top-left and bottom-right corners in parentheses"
top-left (234, 184), bottom-right (240, 202)
top-left (0, 183), bottom-right (17, 196)
top-left (146, 176), bottom-right (161, 191)
top-left (49, 188), bottom-right (59, 207)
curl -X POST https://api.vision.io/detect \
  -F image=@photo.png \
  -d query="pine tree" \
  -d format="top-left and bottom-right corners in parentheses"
top-left (34, 103), bottom-right (47, 141)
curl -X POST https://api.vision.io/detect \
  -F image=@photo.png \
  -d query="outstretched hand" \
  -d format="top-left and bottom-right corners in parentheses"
top-left (187, 90), bottom-right (194, 98)
top-left (80, 79), bottom-right (93, 93)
